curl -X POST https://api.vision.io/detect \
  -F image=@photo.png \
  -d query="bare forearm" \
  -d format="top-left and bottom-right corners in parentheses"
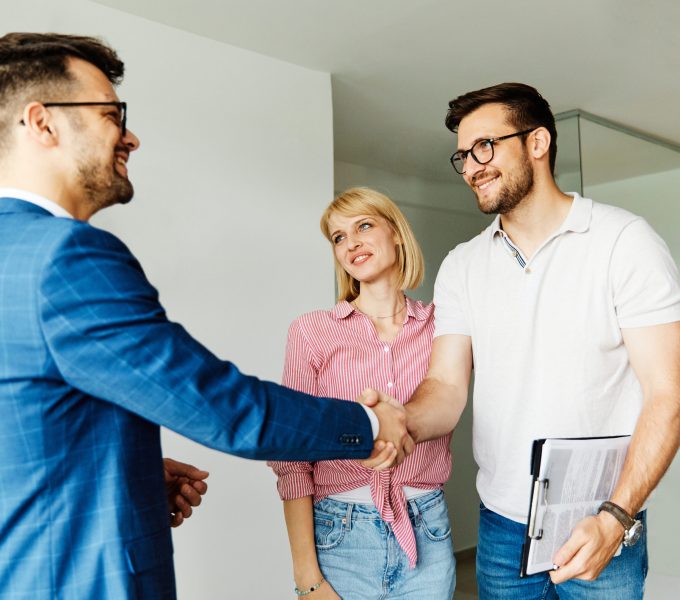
top-left (407, 376), bottom-right (467, 443)
top-left (611, 390), bottom-right (680, 515)
top-left (283, 497), bottom-right (323, 585)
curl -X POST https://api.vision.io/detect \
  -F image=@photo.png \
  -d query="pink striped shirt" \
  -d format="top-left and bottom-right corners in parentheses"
top-left (269, 297), bottom-right (452, 568)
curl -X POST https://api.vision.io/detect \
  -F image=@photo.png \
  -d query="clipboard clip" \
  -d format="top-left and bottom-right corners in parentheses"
top-left (527, 479), bottom-right (549, 540)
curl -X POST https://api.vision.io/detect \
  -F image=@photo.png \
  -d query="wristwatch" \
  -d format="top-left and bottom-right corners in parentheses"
top-left (597, 501), bottom-right (643, 547)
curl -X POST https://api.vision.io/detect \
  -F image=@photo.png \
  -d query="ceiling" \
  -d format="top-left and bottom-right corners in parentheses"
top-left (95, 0), bottom-right (680, 183)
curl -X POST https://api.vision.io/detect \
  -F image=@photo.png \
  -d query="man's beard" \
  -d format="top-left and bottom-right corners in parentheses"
top-left (77, 153), bottom-right (134, 215)
top-left (474, 153), bottom-right (534, 215)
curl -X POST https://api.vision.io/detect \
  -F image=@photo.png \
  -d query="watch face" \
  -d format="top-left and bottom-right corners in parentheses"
top-left (624, 520), bottom-right (644, 547)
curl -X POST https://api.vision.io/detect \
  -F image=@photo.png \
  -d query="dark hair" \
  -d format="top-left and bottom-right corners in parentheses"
top-left (445, 83), bottom-right (557, 174)
top-left (0, 32), bottom-right (124, 148)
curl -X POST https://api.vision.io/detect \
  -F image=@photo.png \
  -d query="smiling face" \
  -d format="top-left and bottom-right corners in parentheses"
top-left (457, 103), bottom-right (534, 215)
top-left (327, 212), bottom-right (400, 288)
top-left (60, 58), bottom-right (140, 215)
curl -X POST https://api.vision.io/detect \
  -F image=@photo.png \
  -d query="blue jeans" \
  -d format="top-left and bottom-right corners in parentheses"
top-left (477, 503), bottom-right (648, 600)
top-left (313, 489), bottom-right (456, 599)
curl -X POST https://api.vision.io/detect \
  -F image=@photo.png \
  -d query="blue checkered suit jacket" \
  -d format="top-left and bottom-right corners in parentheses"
top-left (0, 198), bottom-right (372, 599)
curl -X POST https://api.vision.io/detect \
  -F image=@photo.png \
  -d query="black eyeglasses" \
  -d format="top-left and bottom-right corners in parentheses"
top-left (450, 128), bottom-right (535, 174)
top-left (19, 101), bottom-right (128, 136)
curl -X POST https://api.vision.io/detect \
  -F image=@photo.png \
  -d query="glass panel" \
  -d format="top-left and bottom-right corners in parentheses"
top-left (580, 117), bottom-right (680, 264)
top-left (578, 115), bottom-right (680, 578)
top-left (554, 114), bottom-right (582, 195)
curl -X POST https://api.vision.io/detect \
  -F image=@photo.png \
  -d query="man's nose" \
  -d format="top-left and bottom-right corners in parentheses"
top-left (464, 153), bottom-right (485, 179)
top-left (463, 152), bottom-right (486, 180)
top-left (123, 127), bottom-right (140, 151)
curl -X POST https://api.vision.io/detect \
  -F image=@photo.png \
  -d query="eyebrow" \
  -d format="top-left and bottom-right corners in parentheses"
top-left (329, 216), bottom-right (374, 238)
top-left (456, 135), bottom-right (494, 153)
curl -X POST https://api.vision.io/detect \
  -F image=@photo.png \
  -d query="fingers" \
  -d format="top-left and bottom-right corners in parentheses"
top-left (174, 493), bottom-right (193, 518)
top-left (395, 434), bottom-right (416, 465)
top-left (163, 457), bottom-right (210, 481)
top-left (403, 434), bottom-right (415, 456)
top-left (179, 481), bottom-right (208, 506)
top-left (549, 514), bottom-right (622, 584)
top-left (549, 533), bottom-right (583, 584)
top-left (170, 510), bottom-right (184, 528)
top-left (360, 441), bottom-right (397, 470)
top-left (393, 435), bottom-right (415, 465)
top-left (360, 389), bottom-right (417, 466)
top-left (552, 532), bottom-right (581, 572)
top-left (358, 388), bottom-right (380, 407)
top-left (375, 391), bottom-right (402, 408)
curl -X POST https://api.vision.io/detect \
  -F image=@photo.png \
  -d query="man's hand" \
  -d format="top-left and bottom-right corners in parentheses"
top-left (359, 439), bottom-right (397, 470)
top-left (163, 457), bottom-right (209, 528)
top-left (550, 511), bottom-right (623, 583)
top-left (360, 389), bottom-right (415, 466)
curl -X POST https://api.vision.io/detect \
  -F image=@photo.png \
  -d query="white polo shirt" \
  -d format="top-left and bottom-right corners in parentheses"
top-left (434, 193), bottom-right (680, 523)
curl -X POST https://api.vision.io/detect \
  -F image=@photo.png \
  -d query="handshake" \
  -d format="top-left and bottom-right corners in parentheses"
top-left (358, 389), bottom-right (416, 470)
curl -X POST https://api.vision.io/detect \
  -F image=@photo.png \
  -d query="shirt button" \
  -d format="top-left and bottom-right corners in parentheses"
top-left (384, 346), bottom-right (390, 352)
top-left (525, 267), bottom-right (532, 274)
top-left (387, 382), bottom-right (393, 388)
top-left (511, 250), bottom-right (518, 257)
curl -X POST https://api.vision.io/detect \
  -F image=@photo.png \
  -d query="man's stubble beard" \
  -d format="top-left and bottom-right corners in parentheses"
top-left (76, 151), bottom-right (134, 215)
top-left (475, 150), bottom-right (534, 215)
top-left (67, 110), bottom-right (134, 216)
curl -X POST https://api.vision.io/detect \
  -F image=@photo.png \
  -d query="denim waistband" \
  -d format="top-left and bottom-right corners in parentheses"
top-left (315, 489), bottom-right (444, 523)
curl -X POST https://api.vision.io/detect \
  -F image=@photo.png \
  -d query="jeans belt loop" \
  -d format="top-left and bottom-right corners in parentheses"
top-left (408, 496), bottom-right (421, 525)
top-left (343, 502), bottom-right (353, 531)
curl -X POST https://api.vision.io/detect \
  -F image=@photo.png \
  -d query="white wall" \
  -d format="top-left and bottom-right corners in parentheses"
top-left (586, 168), bottom-right (680, 578)
top-left (336, 161), bottom-right (491, 552)
top-left (4, 1), bottom-right (335, 597)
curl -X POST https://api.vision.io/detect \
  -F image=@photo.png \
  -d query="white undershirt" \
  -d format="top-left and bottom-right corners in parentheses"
top-left (329, 485), bottom-right (435, 504)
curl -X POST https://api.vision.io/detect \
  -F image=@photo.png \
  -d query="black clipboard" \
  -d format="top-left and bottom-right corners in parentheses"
top-left (519, 435), bottom-right (630, 578)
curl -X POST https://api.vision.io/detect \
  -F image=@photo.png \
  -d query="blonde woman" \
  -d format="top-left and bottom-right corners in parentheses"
top-left (270, 188), bottom-right (455, 599)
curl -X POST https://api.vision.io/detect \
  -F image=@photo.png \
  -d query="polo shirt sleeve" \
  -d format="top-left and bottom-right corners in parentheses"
top-left (433, 248), bottom-right (471, 338)
top-left (610, 217), bottom-right (680, 328)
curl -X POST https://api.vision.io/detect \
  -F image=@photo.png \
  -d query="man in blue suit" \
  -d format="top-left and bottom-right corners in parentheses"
top-left (0, 33), bottom-right (412, 598)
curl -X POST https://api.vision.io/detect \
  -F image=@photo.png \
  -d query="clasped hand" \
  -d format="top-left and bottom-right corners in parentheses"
top-left (358, 389), bottom-right (415, 470)
top-left (163, 457), bottom-right (210, 527)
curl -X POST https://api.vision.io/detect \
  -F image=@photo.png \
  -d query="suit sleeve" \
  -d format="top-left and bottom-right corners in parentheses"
top-left (38, 223), bottom-right (373, 461)
top-left (269, 318), bottom-right (319, 499)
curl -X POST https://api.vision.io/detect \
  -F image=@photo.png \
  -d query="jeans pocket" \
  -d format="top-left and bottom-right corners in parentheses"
top-left (314, 513), bottom-right (346, 551)
top-left (419, 498), bottom-right (452, 542)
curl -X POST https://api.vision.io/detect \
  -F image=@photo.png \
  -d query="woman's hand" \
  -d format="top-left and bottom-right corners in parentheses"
top-left (359, 439), bottom-right (397, 470)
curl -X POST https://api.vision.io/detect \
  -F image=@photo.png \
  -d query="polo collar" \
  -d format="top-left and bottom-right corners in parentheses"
top-left (558, 192), bottom-right (591, 234)
top-left (490, 191), bottom-right (592, 239)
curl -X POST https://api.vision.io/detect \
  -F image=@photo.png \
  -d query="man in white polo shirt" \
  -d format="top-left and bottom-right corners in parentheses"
top-left (404, 83), bottom-right (680, 598)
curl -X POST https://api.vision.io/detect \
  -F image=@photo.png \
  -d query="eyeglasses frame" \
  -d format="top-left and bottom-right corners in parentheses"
top-left (450, 127), bottom-right (536, 174)
top-left (19, 101), bottom-right (127, 136)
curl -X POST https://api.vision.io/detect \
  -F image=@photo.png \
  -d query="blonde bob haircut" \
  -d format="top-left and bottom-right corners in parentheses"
top-left (320, 187), bottom-right (425, 302)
